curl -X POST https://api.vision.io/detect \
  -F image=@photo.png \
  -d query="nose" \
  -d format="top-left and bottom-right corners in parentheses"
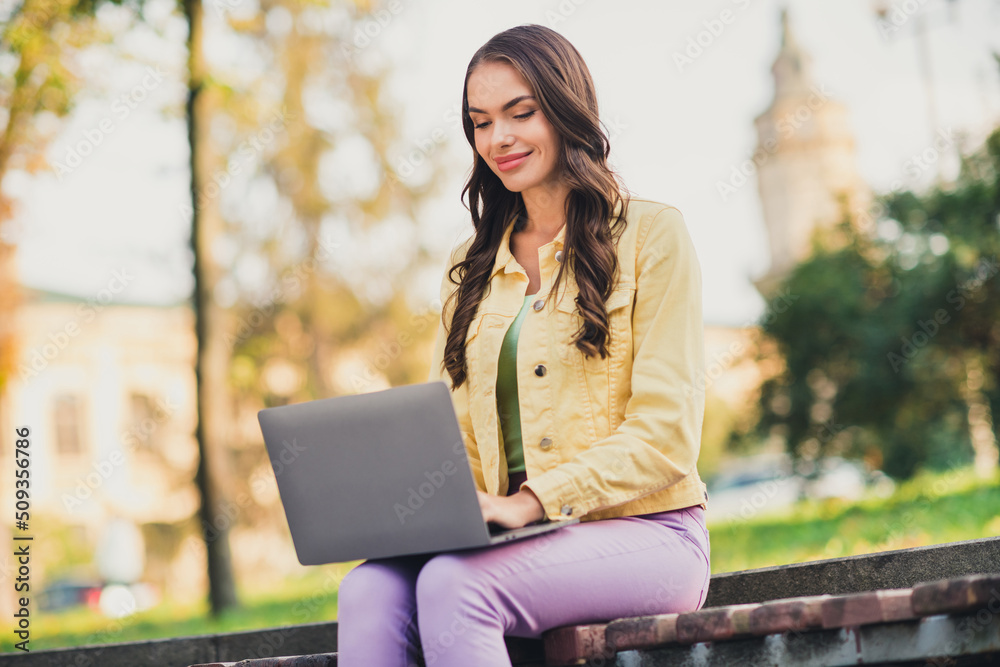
top-left (490, 119), bottom-right (515, 151)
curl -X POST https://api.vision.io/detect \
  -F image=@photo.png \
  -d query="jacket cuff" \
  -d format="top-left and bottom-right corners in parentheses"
top-left (519, 470), bottom-right (584, 522)
top-left (462, 431), bottom-right (486, 493)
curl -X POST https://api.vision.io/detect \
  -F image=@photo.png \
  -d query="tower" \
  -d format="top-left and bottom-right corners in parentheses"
top-left (752, 7), bottom-right (872, 298)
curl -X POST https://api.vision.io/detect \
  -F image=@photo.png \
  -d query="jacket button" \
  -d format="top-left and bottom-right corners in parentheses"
top-left (534, 364), bottom-right (546, 377)
top-left (532, 299), bottom-right (545, 311)
top-left (555, 250), bottom-right (564, 263)
top-left (560, 504), bottom-right (573, 516)
top-left (539, 437), bottom-right (553, 450)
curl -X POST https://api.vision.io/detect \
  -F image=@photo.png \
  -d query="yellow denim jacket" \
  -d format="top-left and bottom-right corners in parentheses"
top-left (427, 198), bottom-right (708, 522)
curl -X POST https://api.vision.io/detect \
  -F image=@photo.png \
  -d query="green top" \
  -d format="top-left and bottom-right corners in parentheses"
top-left (496, 292), bottom-right (537, 474)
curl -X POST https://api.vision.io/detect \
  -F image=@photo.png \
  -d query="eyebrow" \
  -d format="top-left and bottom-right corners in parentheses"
top-left (467, 95), bottom-right (536, 115)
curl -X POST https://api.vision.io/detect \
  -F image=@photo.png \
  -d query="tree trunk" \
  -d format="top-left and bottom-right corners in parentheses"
top-left (961, 352), bottom-right (999, 478)
top-left (183, 0), bottom-right (239, 614)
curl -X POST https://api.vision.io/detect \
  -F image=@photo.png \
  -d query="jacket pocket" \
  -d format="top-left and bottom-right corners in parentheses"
top-left (552, 283), bottom-right (636, 440)
top-left (553, 284), bottom-right (635, 368)
top-left (464, 308), bottom-right (506, 397)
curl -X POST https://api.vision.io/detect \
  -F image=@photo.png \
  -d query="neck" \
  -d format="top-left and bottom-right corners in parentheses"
top-left (519, 182), bottom-right (570, 237)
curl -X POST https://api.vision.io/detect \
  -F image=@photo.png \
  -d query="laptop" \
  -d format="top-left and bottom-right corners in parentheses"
top-left (257, 380), bottom-right (579, 565)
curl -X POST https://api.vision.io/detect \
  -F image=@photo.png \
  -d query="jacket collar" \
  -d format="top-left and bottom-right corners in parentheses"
top-left (490, 197), bottom-right (623, 279)
top-left (491, 211), bottom-right (567, 278)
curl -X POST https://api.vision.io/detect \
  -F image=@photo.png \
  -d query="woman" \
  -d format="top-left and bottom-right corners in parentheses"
top-left (337, 23), bottom-right (710, 666)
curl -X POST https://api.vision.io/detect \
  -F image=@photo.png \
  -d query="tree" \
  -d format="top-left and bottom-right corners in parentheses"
top-left (220, 0), bottom-right (450, 400)
top-left (182, 0), bottom-right (239, 614)
top-left (750, 122), bottom-right (1000, 480)
top-left (179, 0), bottom-right (450, 612)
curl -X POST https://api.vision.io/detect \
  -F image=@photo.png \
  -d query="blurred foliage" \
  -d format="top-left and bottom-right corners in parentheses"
top-left (708, 464), bottom-right (1000, 573)
top-left (750, 123), bottom-right (1000, 479)
top-left (205, 2), bottom-right (454, 573)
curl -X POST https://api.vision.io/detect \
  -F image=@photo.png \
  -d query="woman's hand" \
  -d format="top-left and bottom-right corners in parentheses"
top-left (476, 488), bottom-right (546, 529)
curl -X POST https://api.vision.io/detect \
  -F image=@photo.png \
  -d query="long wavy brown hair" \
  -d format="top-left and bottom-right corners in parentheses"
top-left (441, 24), bottom-right (631, 390)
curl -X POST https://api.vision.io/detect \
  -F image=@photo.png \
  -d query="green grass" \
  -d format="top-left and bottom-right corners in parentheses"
top-left (4, 465), bottom-right (999, 653)
top-left (707, 465), bottom-right (1000, 572)
top-left (1, 565), bottom-right (348, 653)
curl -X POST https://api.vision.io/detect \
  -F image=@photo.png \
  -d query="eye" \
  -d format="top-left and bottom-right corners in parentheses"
top-left (472, 109), bottom-right (537, 130)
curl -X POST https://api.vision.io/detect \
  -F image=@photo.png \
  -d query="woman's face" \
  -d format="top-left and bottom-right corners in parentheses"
top-left (466, 60), bottom-right (562, 196)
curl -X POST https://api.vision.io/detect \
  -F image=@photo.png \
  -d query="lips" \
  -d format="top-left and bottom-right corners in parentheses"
top-left (495, 151), bottom-right (532, 172)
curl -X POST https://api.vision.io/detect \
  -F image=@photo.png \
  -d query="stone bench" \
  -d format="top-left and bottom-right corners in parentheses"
top-left (182, 573), bottom-right (1000, 666)
top-left (187, 536), bottom-right (1000, 666)
top-left (545, 572), bottom-right (1000, 664)
top-left (6, 536), bottom-right (999, 666)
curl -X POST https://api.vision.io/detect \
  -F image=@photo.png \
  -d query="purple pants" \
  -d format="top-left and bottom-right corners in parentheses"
top-left (336, 471), bottom-right (711, 666)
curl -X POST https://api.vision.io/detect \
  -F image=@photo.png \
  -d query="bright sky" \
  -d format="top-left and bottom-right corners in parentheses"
top-left (5, 0), bottom-right (1000, 327)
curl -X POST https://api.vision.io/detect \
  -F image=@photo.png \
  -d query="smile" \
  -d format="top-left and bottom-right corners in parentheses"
top-left (495, 152), bottom-right (532, 172)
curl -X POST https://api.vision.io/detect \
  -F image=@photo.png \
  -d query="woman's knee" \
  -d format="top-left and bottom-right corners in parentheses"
top-left (415, 552), bottom-right (489, 608)
top-left (338, 561), bottom-right (411, 613)
top-left (415, 553), bottom-right (501, 657)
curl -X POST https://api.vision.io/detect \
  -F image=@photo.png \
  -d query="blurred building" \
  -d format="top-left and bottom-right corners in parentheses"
top-left (751, 8), bottom-right (874, 298)
top-left (702, 325), bottom-right (763, 409)
top-left (702, 7), bottom-right (874, 432)
top-left (0, 283), bottom-right (316, 607)
top-left (0, 287), bottom-right (208, 601)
